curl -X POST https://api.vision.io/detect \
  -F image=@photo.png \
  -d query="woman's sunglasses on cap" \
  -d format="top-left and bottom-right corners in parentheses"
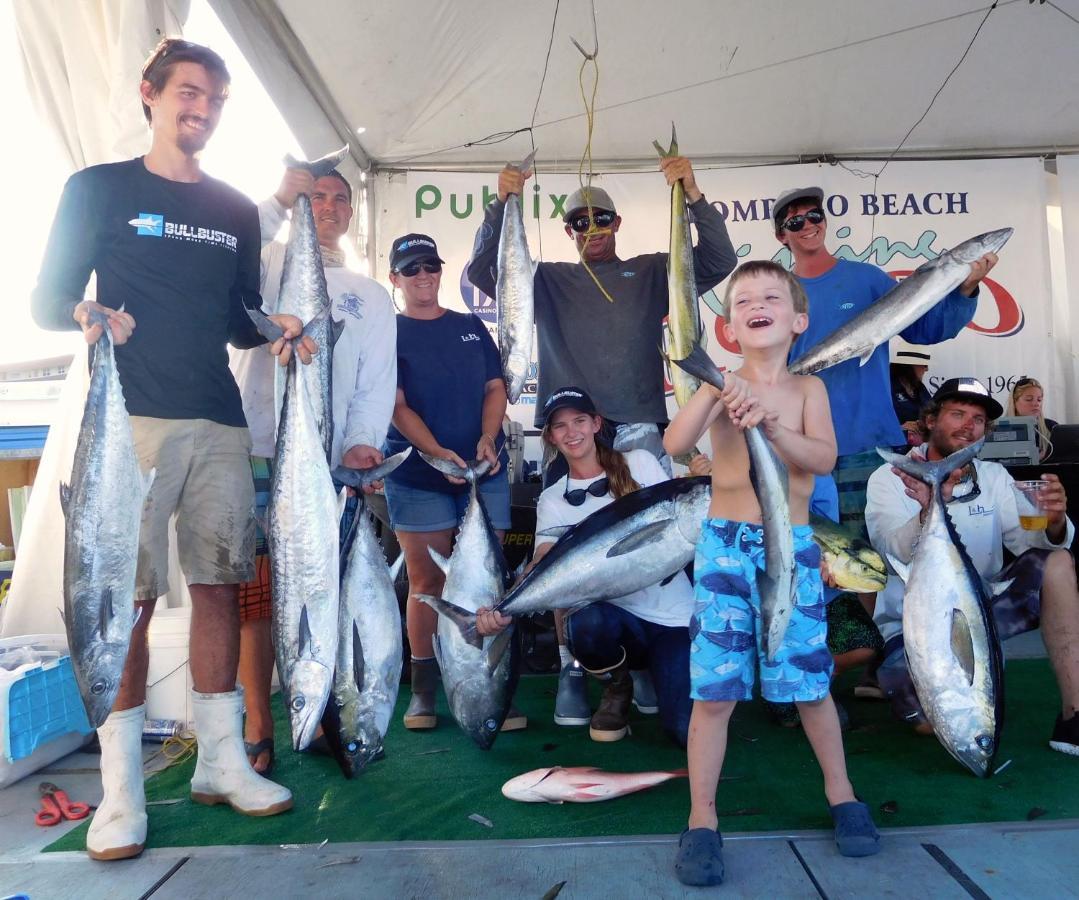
top-left (780, 208), bottom-right (825, 232)
top-left (568, 210), bottom-right (617, 233)
top-left (564, 477), bottom-right (610, 507)
top-left (394, 259), bottom-right (443, 277)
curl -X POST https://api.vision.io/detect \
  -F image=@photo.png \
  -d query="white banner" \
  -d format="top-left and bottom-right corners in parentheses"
top-left (404, 157), bottom-right (1053, 434)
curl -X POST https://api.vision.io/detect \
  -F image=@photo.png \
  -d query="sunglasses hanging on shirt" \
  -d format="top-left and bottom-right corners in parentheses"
top-left (569, 210), bottom-right (617, 234)
top-left (780, 208), bottom-right (826, 233)
top-left (564, 476), bottom-right (610, 507)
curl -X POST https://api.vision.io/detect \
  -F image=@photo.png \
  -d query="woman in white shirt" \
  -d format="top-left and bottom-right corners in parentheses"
top-left (478, 387), bottom-right (695, 747)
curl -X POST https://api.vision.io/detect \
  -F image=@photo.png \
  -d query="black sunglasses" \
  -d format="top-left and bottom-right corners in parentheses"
top-left (395, 260), bottom-right (442, 277)
top-left (569, 210), bottom-right (617, 233)
top-left (564, 476), bottom-right (610, 507)
top-left (780, 208), bottom-right (825, 232)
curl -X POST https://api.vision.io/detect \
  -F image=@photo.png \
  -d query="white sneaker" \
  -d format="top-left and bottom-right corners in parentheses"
top-left (190, 687), bottom-right (293, 816)
top-left (86, 705), bottom-right (147, 861)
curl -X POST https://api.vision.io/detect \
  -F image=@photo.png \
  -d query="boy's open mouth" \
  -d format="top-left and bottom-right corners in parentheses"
top-left (747, 316), bottom-right (773, 329)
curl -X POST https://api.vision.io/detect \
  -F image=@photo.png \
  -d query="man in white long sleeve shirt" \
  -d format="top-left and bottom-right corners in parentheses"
top-left (230, 166), bottom-right (397, 771)
top-left (865, 377), bottom-right (1079, 756)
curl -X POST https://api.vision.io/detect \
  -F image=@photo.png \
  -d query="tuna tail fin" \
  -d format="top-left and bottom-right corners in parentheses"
top-left (283, 145), bottom-right (349, 180)
top-left (671, 344), bottom-right (726, 392)
top-left (416, 594), bottom-right (481, 648)
top-left (246, 306), bottom-right (286, 343)
top-left (876, 439), bottom-right (985, 488)
top-left (331, 447), bottom-right (413, 489)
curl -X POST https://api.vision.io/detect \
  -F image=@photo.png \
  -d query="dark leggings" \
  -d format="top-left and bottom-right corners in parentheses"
top-left (565, 601), bottom-right (691, 748)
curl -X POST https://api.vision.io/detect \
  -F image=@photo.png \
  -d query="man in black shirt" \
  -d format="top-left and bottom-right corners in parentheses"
top-left (32, 39), bottom-right (311, 861)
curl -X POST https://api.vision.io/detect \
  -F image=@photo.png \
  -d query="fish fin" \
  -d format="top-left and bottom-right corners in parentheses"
top-left (659, 571), bottom-right (678, 587)
top-left (427, 547), bottom-right (452, 575)
top-left (484, 626), bottom-right (514, 676)
top-left (670, 344), bottom-right (726, 392)
top-left (510, 556), bottom-right (529, 583)
top-left (98, 587), bottom-right (114, 636)
top-left (246, 306), bottom-right (286, 343)
top-left (885, 553), bottom-right (911, 583)
top-left (298, 605), bottom-right (313, 658)
top-left (132, 604), bottom-right (143, 629)
top-left (950, 608), bottom-right (976, 686)
top-left (418, 451), bottom-right (472, 482)
top-left (514, 149), bottom-right (536, 173)
top-left (283, 145), bottom-right (349, 179)
top-left (57, 606), bottom-right (65, 626)
top-left (330, 316), bottom-right (346, 348)
top-left (987, 569), bottom-right (1015, 596)
top-left (351, 621), bottom-right (365, 690)
top-left (605, 519), bottom-right (675, 558)
top-left (142, 467), bottom-right (156, 498)
top-left (59, 482), bottom-right (71, 516)
top-left (332, 447), bottom-right (413, 489)
top-left (301, 304), bottom-right (332, 339)
top-left (857, 347), bottom-right (875, 367)
top-left (417, 594), bottom-right (482, 648)
top-left (876, 440), bottom-right (985, 487)
top-left (389, 554), bottom-right (406, 581)
top-left (536, 525), bottom-right (573, 540)
top-left (755, 568), bottom-right (780, 661)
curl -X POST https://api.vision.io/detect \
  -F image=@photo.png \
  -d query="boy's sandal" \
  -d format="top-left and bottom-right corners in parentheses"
top-left (674, 827), bottom-right (725, 886)
top-left (244, 738), bottom-right (275, 777)
top-left (829, 800), bottom-right (881, 857)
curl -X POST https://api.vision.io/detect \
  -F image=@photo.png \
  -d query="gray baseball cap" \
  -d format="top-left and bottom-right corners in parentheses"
top-left (563, 184), bottom-right (617, 222)
top-left (773, 186), bottom-right (825, 229)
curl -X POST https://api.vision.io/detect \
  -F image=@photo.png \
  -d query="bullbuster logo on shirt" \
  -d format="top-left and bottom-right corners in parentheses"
top-left (128, 211), bottom-right (238, 251)
top-left (338, 293), bottom-right (364, 321)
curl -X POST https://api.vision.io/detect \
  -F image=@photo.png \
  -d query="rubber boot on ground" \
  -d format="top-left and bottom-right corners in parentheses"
top-left (585, 650), bottom-right (633, 742)
top-left (86, 704), bottom-right (148, 861)
top-left (189, 687), bottom-right (293, 816)
top-left (404, 657), bottom-right (439, 730)
top-left (630, 669), bottom-right (659, 714)
top-left (554, 660), bottom-right (591, 726)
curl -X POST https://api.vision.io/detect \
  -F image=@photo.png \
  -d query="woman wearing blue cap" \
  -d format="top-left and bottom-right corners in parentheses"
top-left (477, 386), bottom-right (694, 748)
top-left (382, 232), bottom-right (516, 732)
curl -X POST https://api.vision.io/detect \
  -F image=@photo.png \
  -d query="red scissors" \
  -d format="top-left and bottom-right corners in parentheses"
top-left (36, 782), bottom-right (90, 826)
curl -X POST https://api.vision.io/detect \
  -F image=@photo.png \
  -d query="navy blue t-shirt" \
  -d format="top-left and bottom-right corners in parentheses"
top-left (385, 309), bottom-right (508, 492)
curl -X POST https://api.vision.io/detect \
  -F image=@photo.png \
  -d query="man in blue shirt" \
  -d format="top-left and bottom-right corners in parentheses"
top-left (775, 186), bottom-right (998, 529)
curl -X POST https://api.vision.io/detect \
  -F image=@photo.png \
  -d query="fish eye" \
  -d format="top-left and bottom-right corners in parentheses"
top-left (90, 680), bottom-right (108, 695)
top-left (975, 734), bottom-right (994, 752)
top-left (484, 718), bottom-right (498, 731)
top-left (346, 742), bottom-right (358, 753)
top-left (291, 696), bottom-right (306, 711)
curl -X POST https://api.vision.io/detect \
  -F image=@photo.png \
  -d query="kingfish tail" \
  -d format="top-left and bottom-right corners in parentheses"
top-left (671, 344), bottom-right (726, 392)
top-left (332, 448), bottom-right (413, 489)
top-left (876, 439), bottom-right (984, 488)
top-left (283, 145), bottom-right (350, 179)
top-left (512, 150), bottom-right (536, 174)
top-left (418, 451), bottom-right (494, 483)
top-left (245, 306), bottom-right (286, 343)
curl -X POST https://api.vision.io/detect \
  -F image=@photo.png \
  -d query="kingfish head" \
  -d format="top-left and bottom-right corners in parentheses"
top-left (79, 640), bottom-right (127, 728)
top-left (950, 227), bottom-right (1013, 264)
top-left (287, 659), bottom-right (333, 751)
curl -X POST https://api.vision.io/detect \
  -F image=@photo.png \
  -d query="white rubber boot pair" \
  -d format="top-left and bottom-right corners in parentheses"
top-left (189, 687), bottom-right (293, 816)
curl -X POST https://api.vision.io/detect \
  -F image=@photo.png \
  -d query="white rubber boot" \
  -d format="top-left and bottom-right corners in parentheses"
top-left (86, 704), bottom-right (147, 861)
top-left (190, 687), bottom-right (292, 816)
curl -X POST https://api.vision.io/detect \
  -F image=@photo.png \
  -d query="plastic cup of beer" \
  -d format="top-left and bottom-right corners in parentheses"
top-left (1012, 480), bottom-right (1049, 531)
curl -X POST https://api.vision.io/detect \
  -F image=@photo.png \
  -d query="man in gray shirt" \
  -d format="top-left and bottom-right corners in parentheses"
top-left (467, 157), bottom-right (737, 467)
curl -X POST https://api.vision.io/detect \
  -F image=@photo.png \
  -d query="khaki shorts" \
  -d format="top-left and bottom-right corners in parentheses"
top-left (131, 417), bottom-right (255, 600)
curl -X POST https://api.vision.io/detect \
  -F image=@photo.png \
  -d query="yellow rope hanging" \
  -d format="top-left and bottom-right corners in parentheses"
top-left (572, 15), bottom-right (616, 303)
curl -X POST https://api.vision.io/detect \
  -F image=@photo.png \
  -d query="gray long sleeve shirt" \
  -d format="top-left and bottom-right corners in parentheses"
top-left (467, 196), bottom-right (737, 426)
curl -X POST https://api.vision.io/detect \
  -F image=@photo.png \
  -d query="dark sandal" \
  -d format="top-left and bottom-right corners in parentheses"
top-left (830, 801), bottom-right (881, 857)
top-left (674, 827), bottom-right (724, 886)
top-left (244, 738), bottom-right (275, 777)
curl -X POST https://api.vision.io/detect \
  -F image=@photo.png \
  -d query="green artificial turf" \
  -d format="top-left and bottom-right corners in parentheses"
top-left (46, 658), bottom-right (1078, 852)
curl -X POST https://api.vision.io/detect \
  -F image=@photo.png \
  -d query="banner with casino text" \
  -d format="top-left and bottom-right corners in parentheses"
top-left (404, 158), bottom-right (1053, 438)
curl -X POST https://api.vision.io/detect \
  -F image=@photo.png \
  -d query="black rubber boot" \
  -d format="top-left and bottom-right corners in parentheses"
top-left (403, 657), bottom-right (439, 730)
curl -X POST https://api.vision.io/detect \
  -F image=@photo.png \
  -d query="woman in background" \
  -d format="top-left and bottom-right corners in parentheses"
top-left (1007, 376), bottom-right (1057, 460)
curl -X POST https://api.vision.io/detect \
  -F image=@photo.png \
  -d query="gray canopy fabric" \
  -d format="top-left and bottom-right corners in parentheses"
top-left (209, 0), bottom-right (1079, 173)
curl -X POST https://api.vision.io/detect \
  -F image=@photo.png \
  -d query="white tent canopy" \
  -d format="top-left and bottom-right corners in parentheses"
top-left (211, 0), bottom-right (1079, 172)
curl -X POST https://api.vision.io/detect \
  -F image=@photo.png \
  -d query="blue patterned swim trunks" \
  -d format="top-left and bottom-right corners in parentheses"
top-left (690, 518), bottom-right (832, 704)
